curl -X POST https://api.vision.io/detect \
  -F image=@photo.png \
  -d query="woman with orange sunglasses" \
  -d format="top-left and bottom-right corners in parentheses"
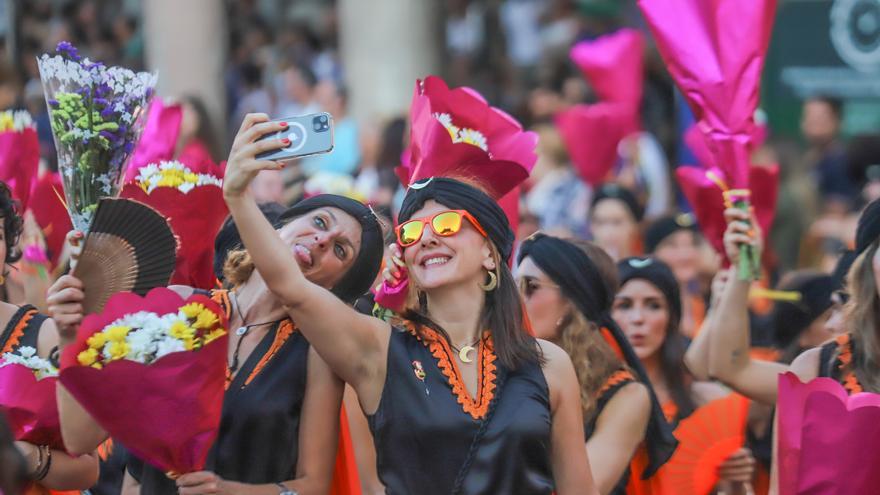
top-left (222, 113), bottom-right (597, 494)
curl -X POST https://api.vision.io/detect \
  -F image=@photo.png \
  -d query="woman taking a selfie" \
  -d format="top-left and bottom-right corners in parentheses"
top-left (46, 119), bottom-right (385, 494)
top-left (221, 113), bottom-right (597, 494)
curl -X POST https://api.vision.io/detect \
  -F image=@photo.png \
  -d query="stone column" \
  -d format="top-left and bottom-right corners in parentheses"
top-left (142, 0), bottom-right (227, 146)
top-left (338, 0), bottom-right (441, 122)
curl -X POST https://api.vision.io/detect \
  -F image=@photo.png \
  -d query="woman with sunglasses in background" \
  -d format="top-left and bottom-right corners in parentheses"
top-left (514, 233), bottom-right (676, 494)
top-left (223, 113), bottom-right (596, 494)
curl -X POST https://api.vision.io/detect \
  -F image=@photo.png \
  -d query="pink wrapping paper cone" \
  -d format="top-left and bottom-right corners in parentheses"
top-left (0, 127), bottom-right (40, 211)
top-left (60, 288), bottom-right (227, 474)
top-left (570, 28), bottom-right (644, 131)
top-left (121, 183), bottom-right (228, 289)
top-left (398, 76), bottom-right (537, 201)
top-left (0, 364), bottom-right (63, 450)
top-left (685, 123), bottom-right (768, 170)
top-left (374, 278), bottom-right (409, 313)
top-left (29, 172), bottom-right (73, 269)
top-left (777, 372), bottom-right (880, 494)
top-left (555, 103), bottom-right (631, 186)
top-left (676, 165), bottom-right (778, 261)
top-left (638, 0), bottom-right (777, 188)
top-left (124, 99), bottom-right (183, 183)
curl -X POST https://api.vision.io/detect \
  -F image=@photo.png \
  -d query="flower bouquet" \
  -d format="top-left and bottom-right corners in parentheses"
top-left (777, 372), bottom-right (880, 494)
top-left (60, 288), bottom-right (227, 474)
top-left (638, 0), bottom-right (777, 280)
top-left (0, 110), bottom-right (40, 211)
top-left (38, 41), bottom-right (156, 232)
top-left (0, 346), bottom-right (64, 450)
top-left (121, 161), bottom-right (227, 289)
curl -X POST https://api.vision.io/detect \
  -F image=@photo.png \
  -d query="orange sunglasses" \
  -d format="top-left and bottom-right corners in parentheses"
top-left (395, 210), bottom-right (488, 247)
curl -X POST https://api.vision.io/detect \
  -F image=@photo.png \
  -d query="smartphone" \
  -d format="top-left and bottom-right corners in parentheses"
top-left (256, 112), bottom-right (334, 161)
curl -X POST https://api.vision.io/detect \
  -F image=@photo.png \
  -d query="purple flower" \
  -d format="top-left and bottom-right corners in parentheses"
top-left (47, 99), bottom-right (59, 107)
top-left (100, 107), bottom-right (115, 119)
top-left (55, 41), bottom-right (81, 62)
top-left (124, 142), bottom-right (134, 153)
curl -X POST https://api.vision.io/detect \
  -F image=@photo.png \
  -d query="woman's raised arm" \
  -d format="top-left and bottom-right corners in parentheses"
top-left (223, 113), bottom-right (390, 409)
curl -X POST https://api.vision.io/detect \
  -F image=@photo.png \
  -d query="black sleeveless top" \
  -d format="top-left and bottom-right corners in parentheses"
top-left (368, 323), bottom-right (554, 495)
top-left (0, 305), bottom-right (49, 356)
top-left (584, 368), bottom-right (637, 495)
top-left (129, 290), bottom-right (311, 493)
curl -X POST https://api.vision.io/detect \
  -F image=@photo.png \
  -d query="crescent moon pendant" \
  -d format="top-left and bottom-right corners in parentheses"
top-left (459, 345), bottom-right (476, 363)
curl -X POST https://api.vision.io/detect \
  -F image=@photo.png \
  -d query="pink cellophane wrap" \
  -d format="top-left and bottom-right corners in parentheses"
top-left (676, 165), bottom-right (778, 261)
top-left (684, 123), bottom-right (768, 171)
top-left (121, 183), bottom-right (228, 289)
top-left (60, 288), bottom-right (227, 474)
top-left (124, 99), bottom-right (183, 183)
top-left (638, 0), bottom-right (777, 188)
top-left (396, 75), bottom-right (537, 201)
top-left (0, 128), bottom-right (40, 211)
top-left (777, 372), bottom-right (880, 494)
top-left (570, 28), bottom-right (644, 131)
top-left (0, 364), bottom-right (63, 450)
top-left (29, 172), bottom-right (73, 269)
top-left (555, 102), bottom-right (632, 186)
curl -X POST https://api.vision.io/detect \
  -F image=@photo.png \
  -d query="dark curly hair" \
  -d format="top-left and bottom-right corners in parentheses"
top-left (0, 182), bottom-right (23, 264)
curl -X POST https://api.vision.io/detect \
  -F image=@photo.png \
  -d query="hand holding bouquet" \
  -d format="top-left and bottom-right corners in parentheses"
top-left (60, 288), bottom-right (228, 475)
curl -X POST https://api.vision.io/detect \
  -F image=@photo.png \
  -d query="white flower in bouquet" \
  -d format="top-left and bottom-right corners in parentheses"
top-left (0, 346), bottom-right (58, 379)
top-left (135, 161), bottom-right (222, 194)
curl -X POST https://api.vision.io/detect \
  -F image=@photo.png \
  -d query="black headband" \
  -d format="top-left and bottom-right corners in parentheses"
top-left (856, 197), bottom-right (880, 256)
top-left (591, 183), bottom-right (643, 222)
top-left (399, 178), bottom-right (514, 262)
top-left (772, 272), bottom-right (834, 349)
top-left (644, 213), bottom-right (698, 253)
top-left (519, 235), bottom-right (677, 477)
top-left (214, 195), bottom-right (383, 304)
top-left (278, 194), bottom-right (384, 303)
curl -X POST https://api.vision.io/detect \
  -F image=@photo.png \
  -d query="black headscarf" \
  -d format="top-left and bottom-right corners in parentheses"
top-left (517, 234), bottom-right (677, 478)
top-left (398, 178), bottom-right (514, 262)
top-left (591, 183), bottom-right (644, 222)
top-left (771, 272), bottom-right (834, 350)
top-left (856, 197), bottom-right (880, 256)
top-left (644, 213), bottom-right (698, 254)
top-left (214, 195), bottom-right (384, 304)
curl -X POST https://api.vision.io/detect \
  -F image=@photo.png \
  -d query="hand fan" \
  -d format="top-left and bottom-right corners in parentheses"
top-left (660, 393), bottom-right (750, 495)
top-left (73, 198), bottom-right (177, 315)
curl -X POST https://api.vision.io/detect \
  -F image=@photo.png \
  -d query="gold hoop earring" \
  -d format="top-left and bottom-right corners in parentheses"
top-left (479, 270), bottom-right (498, 292)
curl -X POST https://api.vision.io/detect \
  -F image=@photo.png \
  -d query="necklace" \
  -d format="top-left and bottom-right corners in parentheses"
top-left (229, 291), bottom-right (285, 375)
top-left (451, 337), bottom-right (481, 364)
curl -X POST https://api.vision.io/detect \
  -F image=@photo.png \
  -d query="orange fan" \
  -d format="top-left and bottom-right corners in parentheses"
top-left (659, 393), bottom-right (750, 495)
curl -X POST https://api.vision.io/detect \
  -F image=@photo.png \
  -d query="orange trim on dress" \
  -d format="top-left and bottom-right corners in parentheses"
top-left (834, 333), bottom-right (863, 394)
top-left (1, 308), bottom-right (36, 354)
top-left (600, 327), bottom-right (625, 360)
top-left (210, 289), bottom-right (232, 319)
top-left (661, 401), bottom-right (679, 424)
top-left (403, 321), bottom-right (498, 420)
top-left (596, 368), bottom-right (636, 399)
top-left (244, 320), bottom-right (296, 386)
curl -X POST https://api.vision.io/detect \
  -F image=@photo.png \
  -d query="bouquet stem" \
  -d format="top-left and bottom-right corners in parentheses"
top-left (733, 198), bottom-right (759, 281)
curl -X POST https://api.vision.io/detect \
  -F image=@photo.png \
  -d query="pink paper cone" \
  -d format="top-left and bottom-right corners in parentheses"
top-left (121, 183), bottom-right (228, 289)
top-left (778, 372), bottom-right (880, 494)
top-left (638, 0), bottom-right (777, 188)
top-left (0, 128), bottom-right (40, 211)
top-left (60, 288), bottom-right (227, 474)
top-left (124, 99), bottom-right (183, 183)
top-left (29, 172), bottom-right (73, 269)
top-left (398, 76), bottom-right (537, 201)
top-left (676, 165), bottom-right (778, 262)
top-left (0, 364), bottom-right (63, 450)
top-left (555, 103), bottom-right (631, 186)
top-left (570, 28), bottom-right (644, 132)
top-left (374, 278), bottom-right (409, 313)
top-left (684, 123), bottom-right (769, 171)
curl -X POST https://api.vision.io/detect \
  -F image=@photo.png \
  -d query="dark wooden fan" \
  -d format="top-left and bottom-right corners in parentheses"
top-left (73, 198), bottom-right (177, 315)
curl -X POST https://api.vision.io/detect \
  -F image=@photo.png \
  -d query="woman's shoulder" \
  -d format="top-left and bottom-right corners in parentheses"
top-left (690, 380), bottom-right (732, 407)
top-left (789, 345), bottom-right (823, 383)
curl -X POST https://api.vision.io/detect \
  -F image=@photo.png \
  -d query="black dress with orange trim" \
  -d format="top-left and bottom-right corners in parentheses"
top-left (818, 332), bottom-right (864, 393)
top-left (583, 367), bottom-right (637, 495)
top-left (0, 304), bottom-right (48, 355)
top-left (368, 322), bottom-right (554, 495)
top-left (128, 289), bottom-right (310, 493)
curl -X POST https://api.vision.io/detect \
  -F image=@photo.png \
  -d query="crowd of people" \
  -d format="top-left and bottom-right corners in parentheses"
top-left (0, 1), bottom-right (877, 495)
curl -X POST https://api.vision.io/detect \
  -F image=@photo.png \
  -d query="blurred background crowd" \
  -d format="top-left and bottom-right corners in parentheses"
top-left (1, 0), bottom-right (878, 301)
